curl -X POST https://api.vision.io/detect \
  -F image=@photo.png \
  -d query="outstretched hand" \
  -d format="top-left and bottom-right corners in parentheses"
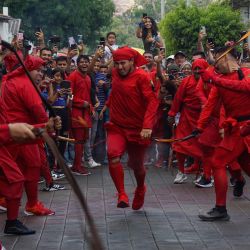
top-left (199, 70), bottom-right (215, 83)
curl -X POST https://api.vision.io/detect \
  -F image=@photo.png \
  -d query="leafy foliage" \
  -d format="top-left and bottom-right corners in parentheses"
top-left (160, 1), bottom-right (244, 55)
top-left (0, 0), bottom-right (115, 48)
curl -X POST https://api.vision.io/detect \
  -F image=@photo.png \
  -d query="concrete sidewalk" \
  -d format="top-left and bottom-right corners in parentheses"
top-left (1, 165), bottom-right (250, 250)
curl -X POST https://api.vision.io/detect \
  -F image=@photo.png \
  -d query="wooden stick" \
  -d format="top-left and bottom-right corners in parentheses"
top-left (215, 31), bottom-right (250, 63)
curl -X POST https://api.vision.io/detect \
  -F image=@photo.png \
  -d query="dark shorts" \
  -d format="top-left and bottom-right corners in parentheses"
top-left (53, 107), bottom-right (69, 132)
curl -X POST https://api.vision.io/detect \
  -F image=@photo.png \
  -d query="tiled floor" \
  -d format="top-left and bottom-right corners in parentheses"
top-left (1, 165), bottom-right (250, 250)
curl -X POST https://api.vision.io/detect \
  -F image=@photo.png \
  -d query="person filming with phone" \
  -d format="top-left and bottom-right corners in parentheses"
top-left (136, 14), bottom-right (163, 55)
top-left (47, 68), bottom-right (72, 174)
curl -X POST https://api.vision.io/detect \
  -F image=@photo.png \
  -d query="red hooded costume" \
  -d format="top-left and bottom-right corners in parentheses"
top-left (106, 47), bottom-right (159, 209)
top-left (198, 66), bottom-right (250, 206)
top-left (67, 67), bottom-right (92, 173)
top-left (0, 55), bottom-right (48, 208)
top-left (168, 59), bottom-right (209, 159)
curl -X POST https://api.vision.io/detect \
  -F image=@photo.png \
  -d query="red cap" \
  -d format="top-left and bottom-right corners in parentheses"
top-left (113, 46), bottom-right (147, 67)
top-left (192, 58), bottom-right (209, 71)
top-left (24, 55), bottom-right (45, 71)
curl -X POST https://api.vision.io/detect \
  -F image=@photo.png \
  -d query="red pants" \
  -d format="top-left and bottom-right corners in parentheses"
top-left (0, 171), bottom-right (23, 200)
top-left (0, 148), bottom-right (24, 221)
top-left (8, 144), bottom-right (42, 207)
top-left (107, 128), bottom-right (147, 167)
top-left (9, 144), bottom-right (41, 181)
top-left (39, 143), bottom-right (53, 185)
top-left (107, 127), bottom-right (147, 191)
top-left (72, 128), bottom-right (88, 169)
top-left (212, 139), bottom-right (250, 206)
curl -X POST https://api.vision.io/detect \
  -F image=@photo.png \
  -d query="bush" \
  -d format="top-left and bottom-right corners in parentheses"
top-left (159, 1), bottom-right (244, 56)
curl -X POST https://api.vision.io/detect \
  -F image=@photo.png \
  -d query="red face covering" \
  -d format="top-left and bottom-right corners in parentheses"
top-left (3, 50), bottom-right (23, 72)
top-left (113, 46), bottom-right (147, 67)
top-left (192, 58), bottom-right (209, 71)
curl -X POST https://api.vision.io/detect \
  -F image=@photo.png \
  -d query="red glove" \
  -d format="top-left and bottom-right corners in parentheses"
top-left (200, 70), bottom-right (216, 83)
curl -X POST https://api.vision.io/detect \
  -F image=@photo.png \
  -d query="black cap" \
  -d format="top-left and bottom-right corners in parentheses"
top-left (174, 51), bottom-right (186, 58)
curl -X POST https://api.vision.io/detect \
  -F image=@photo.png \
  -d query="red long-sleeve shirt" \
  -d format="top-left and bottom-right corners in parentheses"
top-left (67, 70), bottom-right (92, 128)
top-left (107, 68), bottom-right (159, 130)
top-left (1, 68), bottom-right (48, 125)
top-left (168, 75), bottom-right (201, 117)
top-left (197, 68), bottom-right (250, 130)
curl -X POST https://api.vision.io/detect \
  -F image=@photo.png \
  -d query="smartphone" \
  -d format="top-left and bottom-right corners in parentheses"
top-left (178, 72), bottom-right (185, 79)
top-left (240, 31), bottom-right (248, 43)
top-left (207, 37), bottom-right (214, 44)
top-left (70, 44), bottom-right (77, 50)
top-left (200, 26), bottom-right (206, 35)
top-left (36, 27), bottom-right (41, 33)
top-left (50, 35), bottom-right (60, 43)
top-left (68, 36), bottom-right (76, 47)
top-left (77, 34), bottom-right (83, 44)
top-left (160, 47), bottom-right (165, 51)
top-left (60, 80), bottom-right (71, 89)
top-left (99, 37), bottom-right (105, 47)
top-left (143, 13), bottom-right (147, 18)
top-left (17, 32), bottom-right (24, 41)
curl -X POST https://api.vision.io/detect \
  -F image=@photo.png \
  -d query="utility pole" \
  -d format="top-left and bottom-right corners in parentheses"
top-left (161, 0), bottom-right (165, 19)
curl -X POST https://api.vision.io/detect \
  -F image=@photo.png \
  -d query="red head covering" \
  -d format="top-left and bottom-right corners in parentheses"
top-left (192, 58), bottom-right (209, 71)
top-left (3, 50), bottom-right (23, 72)
top-left (24, 55), bottom-right (45, 71)
top-left (113, 46), bottom-right (147, 67)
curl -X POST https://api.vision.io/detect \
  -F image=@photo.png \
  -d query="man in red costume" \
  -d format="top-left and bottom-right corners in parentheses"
top-left (1, 55), bottom-right (55, 216)
top-left (67, 55), bottom-right (92, 176)
top-left (195, 59), bottom-right (242, 188)
top-left (168, 59), bottom-right (208, 184)
top-left (195, 61), bottom-right (217, 187)
top-left (0, 121), bottom-right (36, 235)
top-left (106, 46), bottom-right (158, 210)
top-left (197, 46), bottom-right (250, 221)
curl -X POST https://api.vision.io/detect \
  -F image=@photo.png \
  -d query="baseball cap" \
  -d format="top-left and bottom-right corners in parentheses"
top-left (174, 51), bottom-right (186, 58)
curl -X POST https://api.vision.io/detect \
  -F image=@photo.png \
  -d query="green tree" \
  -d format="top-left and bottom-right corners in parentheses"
top-left (160, 1), bottom-right (244, 55)
top-left (0, 0), bottom-right (115, 48)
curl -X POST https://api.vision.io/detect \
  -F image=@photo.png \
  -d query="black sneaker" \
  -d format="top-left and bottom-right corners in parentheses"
top-left (195, 175), bottom-right (213, 188)
top-left (4, 219), bottom-right (36, 235)
top-left (199, 207), bottom-right (230, 221)
top-left (233, 178), bottom-right (246, 197)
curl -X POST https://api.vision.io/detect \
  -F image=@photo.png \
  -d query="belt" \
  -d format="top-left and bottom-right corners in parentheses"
top-left (236, 115), bottom-right (250, 122)
top-left (52, 106), bottom-right (66, 109)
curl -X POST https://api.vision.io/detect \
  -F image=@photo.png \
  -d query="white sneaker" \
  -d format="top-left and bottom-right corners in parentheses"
top-left (174, 171), bottom-right (187, 184)
top-left (51, 171), bottom-right (65, 181)
top-left (87, 159), bottom-right (101, 168)
top-left (0, 241), bottom-right (6, 250)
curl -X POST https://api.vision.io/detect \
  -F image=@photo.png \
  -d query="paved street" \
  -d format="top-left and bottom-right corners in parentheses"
top-left (1, 165), bottom-right (250, 250)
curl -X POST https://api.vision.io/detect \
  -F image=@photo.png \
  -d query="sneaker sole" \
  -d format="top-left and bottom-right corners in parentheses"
top-left (52, 176), bottom-right (65, 181)
top-left (0, 205), bottom-right (7, 211)
top-left (42, 188), bottom-right (65, 192)
top-left (195, 183), bottom-right (213, 188)
top-left (4, 230), bottom-right (36, 235)
top-left (198, 214), bottom-right (230, 221)
top-left (174, 178), bottom-right (187, 184)
top-left (117, 201), bottom-right (129, 208)
top-left (71, 171), bottom-right (91, 176)
top-left (24, 210), bottom-right (55, 216)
